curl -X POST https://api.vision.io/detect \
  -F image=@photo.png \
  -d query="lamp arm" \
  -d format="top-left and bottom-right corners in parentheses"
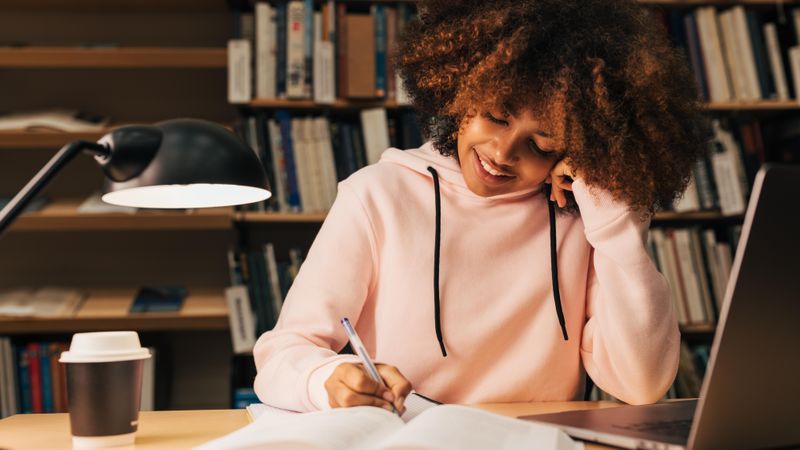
top-left (0, 140), bottom-right (109, 238)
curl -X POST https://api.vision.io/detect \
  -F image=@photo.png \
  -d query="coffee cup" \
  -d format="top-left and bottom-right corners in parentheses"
top-left (59, 331), bottom-right (151, 448)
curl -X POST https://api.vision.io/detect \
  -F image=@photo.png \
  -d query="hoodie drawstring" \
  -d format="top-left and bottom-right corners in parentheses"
top-left (426, 167), bottom-right (568, 358)
top-left (545, 183), bottom-right (569, 341)
top-left (427, 167), bottom-right (448, 357)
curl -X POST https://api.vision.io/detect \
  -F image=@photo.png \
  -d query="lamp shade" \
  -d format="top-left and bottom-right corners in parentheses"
top-left (99, 118), bottom-right (270, 209)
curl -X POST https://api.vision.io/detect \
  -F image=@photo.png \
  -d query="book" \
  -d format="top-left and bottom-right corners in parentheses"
top-left (695, 7), bottom-right (732, 102)
top-left (346, 13), bottom-right (377, 98)
top-left (0, 287), bottom-right (85, 318)
top-left (361, 107), bottom-right (390, 165)
top-left (764, 22), bottom-right (790, 101)
top-left (286, 1), bottom-right (307, 99)
top-left (193, 403), bottom-right (581, 450)
top-left (129, 286), bottom-right (186, 313)
top-left (255, 2), bottom-right (277, 100)
top-left (225, 285), bottom-right (257, 354)
top-left (228, 39), bottom-right (252, 103)
top-left (0, 109), bottom-right (110, 132)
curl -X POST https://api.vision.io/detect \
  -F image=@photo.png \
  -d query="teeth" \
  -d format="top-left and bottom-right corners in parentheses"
top-left (478, 153), bottom-right (511, 177)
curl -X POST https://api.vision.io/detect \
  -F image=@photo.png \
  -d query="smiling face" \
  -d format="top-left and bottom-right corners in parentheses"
top-left (456, 109), bottom-right (562, 197)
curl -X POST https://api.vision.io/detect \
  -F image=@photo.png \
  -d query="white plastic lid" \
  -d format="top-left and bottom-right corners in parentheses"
top-left (60, 331), bottom-right (151, 363)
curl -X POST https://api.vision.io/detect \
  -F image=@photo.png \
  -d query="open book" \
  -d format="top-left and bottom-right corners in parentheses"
top-left (194, 403), bottom-right (582, 450)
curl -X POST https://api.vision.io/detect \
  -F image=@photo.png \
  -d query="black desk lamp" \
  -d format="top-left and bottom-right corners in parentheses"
top-left (0, 118), bottom-right (270, 237)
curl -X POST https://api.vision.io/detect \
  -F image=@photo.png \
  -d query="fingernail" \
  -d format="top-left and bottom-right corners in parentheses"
top-left (395, 396), bottom-right (405, 410)
top-left (382, 404), bottom-right (394, 412)
top-left (383, 391), bottom-right (394, 402)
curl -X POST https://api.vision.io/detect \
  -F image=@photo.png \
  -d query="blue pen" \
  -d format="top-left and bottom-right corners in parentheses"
top-left (340, 318), bottom-right (399, 415)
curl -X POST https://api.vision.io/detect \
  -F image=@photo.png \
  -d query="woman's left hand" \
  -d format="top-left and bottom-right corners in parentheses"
top-left (547, 159), bottom-right (578, 208)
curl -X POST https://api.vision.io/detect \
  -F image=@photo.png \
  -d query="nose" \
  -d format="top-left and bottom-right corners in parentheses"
top-left (492, 134), bottom-right (521, 166)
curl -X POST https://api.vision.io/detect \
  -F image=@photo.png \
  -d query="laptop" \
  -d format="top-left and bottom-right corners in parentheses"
top-left (522, 164), bottom-right (800, 450)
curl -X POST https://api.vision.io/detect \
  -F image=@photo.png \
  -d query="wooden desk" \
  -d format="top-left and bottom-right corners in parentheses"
top-left (0, 401), bottom-right (623, 449)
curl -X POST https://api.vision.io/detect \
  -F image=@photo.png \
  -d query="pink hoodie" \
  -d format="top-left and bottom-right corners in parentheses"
top-left (253, 143), bottom-right (679, 411)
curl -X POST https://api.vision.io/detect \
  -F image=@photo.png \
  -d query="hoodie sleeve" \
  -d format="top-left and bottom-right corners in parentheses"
top-left (252, 183), bottom-right (374, 412)
top-left (571, 179), bottom-right (680, 405)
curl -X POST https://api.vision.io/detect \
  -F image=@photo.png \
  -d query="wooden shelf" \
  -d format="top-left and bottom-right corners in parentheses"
top-left (236, 211), bottom-right (327, 224)
top-left (247, 99), bottom-right (413, 110)
top-left (0, 47), bottom-right (227, 69)
top-left (0, 130), bottom-right (108, 149)
top-left (652, 210), bottom-right (745, 225)
top-left (0, 288), bottom-right (228, 334)
top-left (680, 323), bottom-right (716, 336)
top-left (0, 0), bottom-right (228, 12)
top-left (641, 0), bottom-right (799, 5)
top-left (705, 100), bottom-right (800, 111)
top-left (8, 199), bottom-right (234, 231)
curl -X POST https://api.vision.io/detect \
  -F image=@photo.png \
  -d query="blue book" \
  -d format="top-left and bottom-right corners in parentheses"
top-left (276, 1), bottom-right (288, 98)
top-left (39, 343), bottom-right (53, 413)
top-left (683, 12), bottom-right (709, 102)
top-left (129, 287), bottom-right (186, 313)
top-left (340, 122), bottom-right (358, 177)
top-left (373, 5), bottom-right (387, 98)
top-left (17, 346), bottom-right (31, 414)
top-left (275, 111), bottom-right (301, 211)
top-left (746, 10), bottom-right (775, 99)
top-left (232, 387), bottom-right (260, 409)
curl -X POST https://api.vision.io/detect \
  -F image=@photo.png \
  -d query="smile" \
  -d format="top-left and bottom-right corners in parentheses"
top-left (472, 149), bottom-right (515, 185)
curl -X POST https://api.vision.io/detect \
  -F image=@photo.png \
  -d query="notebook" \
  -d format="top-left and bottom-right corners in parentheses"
top-left (196, 403), bottom-right (582, 450)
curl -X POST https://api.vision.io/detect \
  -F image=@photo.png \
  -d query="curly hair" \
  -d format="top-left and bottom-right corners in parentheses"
top-left (395, 0), bottom-right (710, 213)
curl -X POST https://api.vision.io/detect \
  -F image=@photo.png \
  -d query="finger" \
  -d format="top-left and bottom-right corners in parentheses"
top-left (549, 177), bottom-right (563, 205)
top-left (340, 364), bottom-right (394, 402)
top-left (330, 381), bottom-right (396, 412)
top-left (377, 365), bottom-right (413, 413)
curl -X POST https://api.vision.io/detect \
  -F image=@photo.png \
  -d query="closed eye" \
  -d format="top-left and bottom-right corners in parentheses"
top-left (483, 113), bottom-right (508, 126)
top-left (528, 138), bottom-right (555, 158)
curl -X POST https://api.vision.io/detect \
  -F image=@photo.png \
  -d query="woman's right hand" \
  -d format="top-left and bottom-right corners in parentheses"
top-left (325, 362), bottom-right (412, 414)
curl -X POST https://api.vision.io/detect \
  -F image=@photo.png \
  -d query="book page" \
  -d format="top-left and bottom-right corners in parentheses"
top-left (378, 405), bottom-right (583, 450)
top-left (193, 406), bottom-right (403, 450)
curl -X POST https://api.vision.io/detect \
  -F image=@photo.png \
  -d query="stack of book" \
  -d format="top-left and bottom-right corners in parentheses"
top-left (0, 339), bottom-right (156, 417)
top-left (657, 5), bottom-right (800, 103)
top-left (225, 244), bottom-right (307, 354)
top-left (228, 1), bottom-right (417, 103)
top-left (673, 117), bottom-right (764, 216)
top-left (647, 226), bottom-right (739, 327)
top-left (0, 288), bottom-right (85, 318)
top-left (237, 109), bottom-right (422, 213)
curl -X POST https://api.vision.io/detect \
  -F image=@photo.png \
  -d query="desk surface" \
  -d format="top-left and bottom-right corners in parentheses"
top-left (0, 401), bottom-right (623, 449)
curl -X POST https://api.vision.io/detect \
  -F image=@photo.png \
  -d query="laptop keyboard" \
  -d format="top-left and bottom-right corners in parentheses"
top-left (615, 419), bottom-right (693, 438)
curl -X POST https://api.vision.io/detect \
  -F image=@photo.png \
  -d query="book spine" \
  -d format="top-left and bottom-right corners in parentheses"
top-left (336, 3), bottom-right (348, 98)
top-left (747, 10), bottom-right (775, 99)
top-left (227, 39), bottom-right (253, 104)
top-left (26, 343), bottom-right (42, 413)
top-left (718, 10), bottom-right (746, 101)
top-left (267, 119), bottom-right (290, 212)
top-left (225, 285), bottom-right (257, 354)
top-left (39, 343), bottom-right (53, 413)
top-left (303, 0), bottom-right (314, 98)
top-left (732, 6), bottom-right (761, 100)
top-left (360, 108), bottom-right (390, 165)
top-left (276, 1), bottom-right (288, 98)
top-left (17, 346), bottom-right (31, 414)
top-left (264, 243), bottom-right (285, 322)
top-left (255, 2), bottom-right (277, 99)
top-left (48, 342), bottom-right (63, 413)
top-left (286, 1), bottom-right (307, 99)
top-left (696, 7), bottom-right (732, 102)
top-left (373, 5), bottom-right (387, 98)
top-left (764, 23), bottom-right (790, 100)
top-left (276, 111), bottom-right (302, 211)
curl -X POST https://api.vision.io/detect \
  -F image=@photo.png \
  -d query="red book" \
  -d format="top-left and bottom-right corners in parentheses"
top-left (26, 342), bottom-right (42, 413)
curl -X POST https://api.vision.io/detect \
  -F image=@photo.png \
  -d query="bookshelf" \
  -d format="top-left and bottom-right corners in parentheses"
top-left (247, 99), bottom-right (413, 110)
top-left (0, 47), bottom-right (226, 69)
top-left (0, 288), bottom-right (228, 334)
top-left (0, 1), bottom-right (237, 413)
